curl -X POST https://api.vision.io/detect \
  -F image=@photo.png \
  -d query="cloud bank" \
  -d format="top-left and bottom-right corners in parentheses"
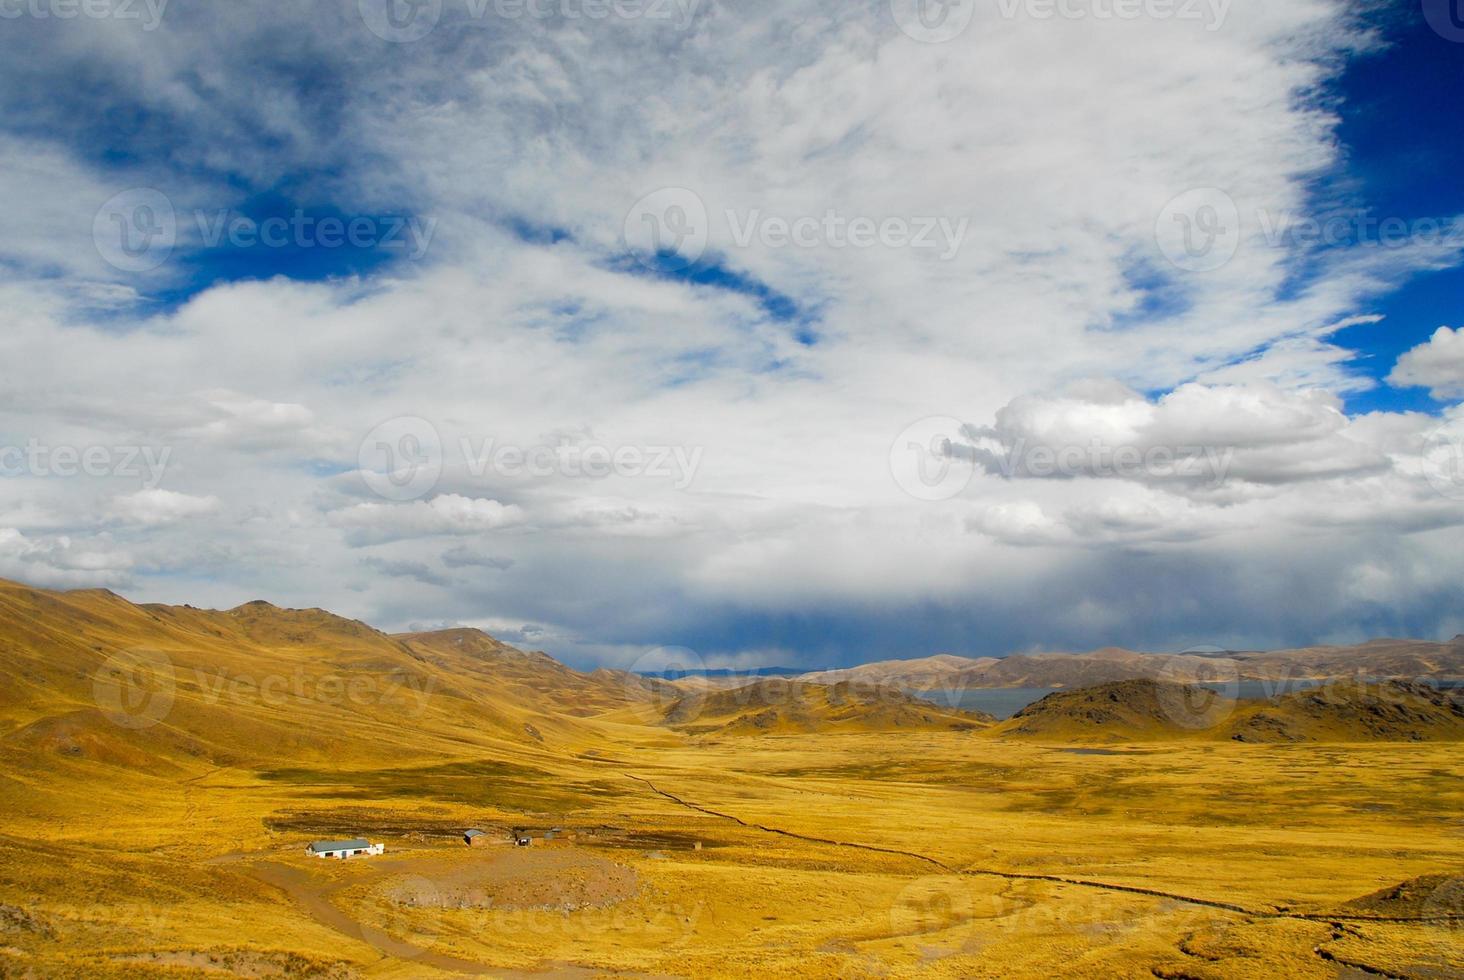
top-left (0, 0), bottom-right (1461, 667)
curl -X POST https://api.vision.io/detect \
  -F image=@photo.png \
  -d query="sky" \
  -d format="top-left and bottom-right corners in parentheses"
top-left (1, 0), bottom-right (1463, 671)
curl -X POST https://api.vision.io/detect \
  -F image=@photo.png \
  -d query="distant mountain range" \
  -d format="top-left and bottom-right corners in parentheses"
top-left (0, 578), bottom-right (989, 775)
top-left (3, 576), bottom-right (1461, 760)
top-left (797, 640), bottom-right (1464, 692)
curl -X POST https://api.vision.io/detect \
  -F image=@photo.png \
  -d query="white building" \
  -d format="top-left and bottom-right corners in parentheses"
top-left (306, 838), bottom-right (384, 859)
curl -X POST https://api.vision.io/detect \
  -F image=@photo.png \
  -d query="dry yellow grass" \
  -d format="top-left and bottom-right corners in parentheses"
top-left (0, 578), bottom-right (1460, 978)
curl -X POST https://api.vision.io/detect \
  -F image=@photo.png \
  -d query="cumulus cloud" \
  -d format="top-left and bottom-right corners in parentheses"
top-left (0, 528), bottom-right (133, 588)
top-left (328, 495), bottom-right (525, 546)
top-left (110, 489), bottom-right (221, 527)
top-left (178, 390), bottom-right (342, 453)
top-left (968, 502), bottom-right (1065, 547)
top-left (1390, 327), bottom-right (1464, 400)
top-left (957, 382), bottom-right (1400, 494)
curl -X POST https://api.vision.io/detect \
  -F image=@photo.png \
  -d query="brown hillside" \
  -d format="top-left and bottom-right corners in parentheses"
top-left (993, 679), bottom-right (1235, 741)
top-left (1227, 679), bottom-right (1464, 743)
top-left (0, 578), bottom-right (632, 779)
top-left (663, 678), bottom-right (993, 736)
top-left (395, 628), bottom-right (648, 718)
top-left (993, 678), bottom-right (1464, 743)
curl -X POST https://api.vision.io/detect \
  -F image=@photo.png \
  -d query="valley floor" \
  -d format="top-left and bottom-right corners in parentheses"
top-left (2, 733), bottom-right (1461, 978)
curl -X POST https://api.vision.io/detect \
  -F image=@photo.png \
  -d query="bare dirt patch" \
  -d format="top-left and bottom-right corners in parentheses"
top-left (1344, 873), bottom-right (1464, 918)
top-left (0, 904), bottom-right (55, 941)
top-left (376, 850), bottom-right (639, 913)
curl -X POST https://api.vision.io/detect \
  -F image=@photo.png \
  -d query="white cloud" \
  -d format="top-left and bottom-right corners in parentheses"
top-left (178, 389), bottom-right (340, 453)
top-left (1389, 327), bottom-right (1464, 400)
top-left (329, 495), bottom-right (526, 546)
top-left (0, 528), bottom-right (134, 588)
top-left (960, 381), bottom-right (1400, 493)
top-left (110, 489), bottom-right (221, 527)
top-left (0, 2), bottom-right (1462, 664)
top-left (969, 501), bottom-right (1065, 547)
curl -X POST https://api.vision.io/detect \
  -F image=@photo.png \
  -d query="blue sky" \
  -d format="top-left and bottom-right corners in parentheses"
top-left (1330, 3), bottom-right (1464, 413)
top-left (1, 0), bottom-right (1462, 669)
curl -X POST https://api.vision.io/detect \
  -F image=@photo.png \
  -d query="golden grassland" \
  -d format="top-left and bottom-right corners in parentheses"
top-left (2, 730), bottom-right (1460, 978)
top-left (0, 578), bottom-right (1460, 977)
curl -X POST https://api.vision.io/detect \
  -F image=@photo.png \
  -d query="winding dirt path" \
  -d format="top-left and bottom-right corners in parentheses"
top-left (249, 861), bottom-right (500, 975)
top-left (623, 773), bottom-right (1456, 926)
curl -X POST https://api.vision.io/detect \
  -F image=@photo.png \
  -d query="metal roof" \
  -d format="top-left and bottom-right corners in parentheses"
top-left (308, 838), bottom-right (370, 852)
top-left (464, 829), bottom-right (486, 837)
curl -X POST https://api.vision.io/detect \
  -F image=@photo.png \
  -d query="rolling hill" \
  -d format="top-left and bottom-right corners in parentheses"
top-left (660, 678), bottom-right (994, 736)
top-left (992, 679), bottom-right (1232, 741)
top-left (0, 577), bottom-right (656, 784)
top-left (1226, 678), bottom-right (1464, 743)
top-left (395, 627), bottom-right (645, 720)
top-left (992, 678), bottom-right (1464, 743)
